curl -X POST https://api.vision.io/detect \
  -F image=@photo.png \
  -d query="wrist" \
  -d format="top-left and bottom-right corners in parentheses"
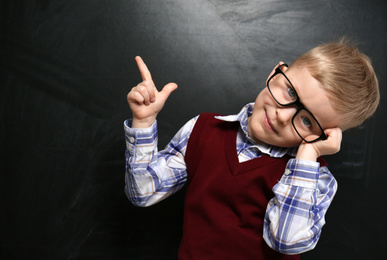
top-left (296, 144), bottom-right (319, 162)
top-left (283, 159), bottom-right (320, 189)
top-left (132, 116), bottom-right (156, 128)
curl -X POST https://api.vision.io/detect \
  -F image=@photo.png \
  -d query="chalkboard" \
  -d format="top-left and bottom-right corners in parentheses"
top-left (1, 1), bottom-right (386, 259)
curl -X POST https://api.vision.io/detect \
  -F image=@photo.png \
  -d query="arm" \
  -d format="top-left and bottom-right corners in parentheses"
top-left (263, 128), bottom-right (342, 254)
top-left (263, 159), bottom-right (337, 254)
top-left (124, 117), bottom-right (197, 207)
top-left (125, 56), bottom-right (188, 207)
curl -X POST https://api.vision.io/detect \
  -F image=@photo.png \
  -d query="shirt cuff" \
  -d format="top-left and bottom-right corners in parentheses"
top-left (279, 158), bottom-right (320, 189)
top-left (124, 119), bottom-right (158, 156)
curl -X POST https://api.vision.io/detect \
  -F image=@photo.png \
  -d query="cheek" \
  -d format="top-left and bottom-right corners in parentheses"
top-left (257, 88), bottom-right (269, 101)
top-left (258, 88), bottom-right (279, 107)
top-left (282, 129), bottom-right (303, 147)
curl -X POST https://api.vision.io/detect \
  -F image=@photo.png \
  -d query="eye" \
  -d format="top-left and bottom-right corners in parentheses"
top-left (301, 116), bottom-right (312, 128)
top-left (287, 87), bottom-right (297, 100)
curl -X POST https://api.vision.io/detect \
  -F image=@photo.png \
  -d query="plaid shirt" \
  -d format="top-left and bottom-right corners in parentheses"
top-left (124, 103), bottom-right (337, 255)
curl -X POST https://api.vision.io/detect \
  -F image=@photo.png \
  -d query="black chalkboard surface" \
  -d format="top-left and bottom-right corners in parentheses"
top-left (1, 1), bottom-right (386, 259)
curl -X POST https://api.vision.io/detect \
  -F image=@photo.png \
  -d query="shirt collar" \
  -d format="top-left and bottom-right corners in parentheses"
top-left (215, 103), bottom-right (297, 158)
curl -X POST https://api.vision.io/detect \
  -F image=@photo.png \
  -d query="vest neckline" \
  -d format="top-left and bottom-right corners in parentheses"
top-left (225, 123), bottom-right (286, 175)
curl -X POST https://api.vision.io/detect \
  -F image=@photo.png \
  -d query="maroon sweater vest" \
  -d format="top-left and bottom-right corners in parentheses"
top-left (179, 113), bottom-right (300, 260)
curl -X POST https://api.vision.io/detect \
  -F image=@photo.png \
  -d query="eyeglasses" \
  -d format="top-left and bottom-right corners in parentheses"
top-left (266, 64), bottom-right (327, 143)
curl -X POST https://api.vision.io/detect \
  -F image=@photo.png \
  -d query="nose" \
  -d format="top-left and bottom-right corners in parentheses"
top-left (276, 106), bottom-right (297, 125)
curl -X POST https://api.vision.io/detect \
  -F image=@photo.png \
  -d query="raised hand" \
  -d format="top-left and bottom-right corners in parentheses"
top-left (127, 56), bottom-right (178, 128)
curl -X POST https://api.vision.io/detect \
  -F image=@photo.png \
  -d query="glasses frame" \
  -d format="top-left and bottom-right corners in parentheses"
top-left (266, 64), bottom-right (327, 143)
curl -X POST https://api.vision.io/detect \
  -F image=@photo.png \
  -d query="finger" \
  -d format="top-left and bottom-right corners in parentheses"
top-left (138, 85), bottom-right (153, 105)
top-left (135, 56), bottom-right (153, 82)
top-left (324, 128), bottom-right (342, 151)
top-left (144, 81), bottom-right (156, 103)
top-left (159, 83), bottom-right (178, 100)
top-left (128, 90), bottom-right (145, 105)
top-left (325, 127), bottom-right (342, 141)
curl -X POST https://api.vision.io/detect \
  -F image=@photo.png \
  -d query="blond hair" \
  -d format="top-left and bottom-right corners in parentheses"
top-left (291, 37), bottom-right (380, 130)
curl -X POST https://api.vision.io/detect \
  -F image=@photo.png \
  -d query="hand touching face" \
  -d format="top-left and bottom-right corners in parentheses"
top-left (248, 63), bottom-right (342, 160)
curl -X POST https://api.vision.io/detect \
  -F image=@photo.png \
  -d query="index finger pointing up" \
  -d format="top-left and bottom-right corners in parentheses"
top-left (135, 56), bottom-right (152, 82)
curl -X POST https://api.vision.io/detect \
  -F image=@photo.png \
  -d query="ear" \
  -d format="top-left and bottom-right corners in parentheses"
top-left (266, 61), bottom-right (287, 83)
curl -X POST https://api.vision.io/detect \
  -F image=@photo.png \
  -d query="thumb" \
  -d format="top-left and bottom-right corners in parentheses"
top-left (159, 83), bottom-right (178, 99)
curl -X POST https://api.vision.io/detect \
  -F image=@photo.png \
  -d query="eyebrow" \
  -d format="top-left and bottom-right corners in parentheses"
top-left (287, 73), bottom-right (321, 122)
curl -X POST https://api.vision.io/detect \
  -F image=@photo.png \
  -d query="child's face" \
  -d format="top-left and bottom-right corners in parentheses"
top-left (248, 63), bottom-right (340, 148)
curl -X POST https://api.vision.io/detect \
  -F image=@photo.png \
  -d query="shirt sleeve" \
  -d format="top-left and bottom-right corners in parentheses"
top-left (124, 117), bottom-right (198, 207)
top-left (263, 158), bottom-right (338, 255)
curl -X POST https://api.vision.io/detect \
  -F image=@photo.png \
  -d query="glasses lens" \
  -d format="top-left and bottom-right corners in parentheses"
top-left (293, 109), bottom-right (324, 142)
top-left (268, 72), bottom-right (297, 105)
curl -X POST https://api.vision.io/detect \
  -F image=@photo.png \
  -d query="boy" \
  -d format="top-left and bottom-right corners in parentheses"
top-left (124, 39), bottom-right (379, 259)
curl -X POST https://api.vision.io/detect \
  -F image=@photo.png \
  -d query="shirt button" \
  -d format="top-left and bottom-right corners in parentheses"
top-left (284, 169), bottom-right (291, 175)
top-left (129, 137), bottom-right (135, 144)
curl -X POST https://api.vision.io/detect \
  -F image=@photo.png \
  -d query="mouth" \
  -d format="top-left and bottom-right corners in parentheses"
top-left (264, 111), bottom-right (277, 133)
